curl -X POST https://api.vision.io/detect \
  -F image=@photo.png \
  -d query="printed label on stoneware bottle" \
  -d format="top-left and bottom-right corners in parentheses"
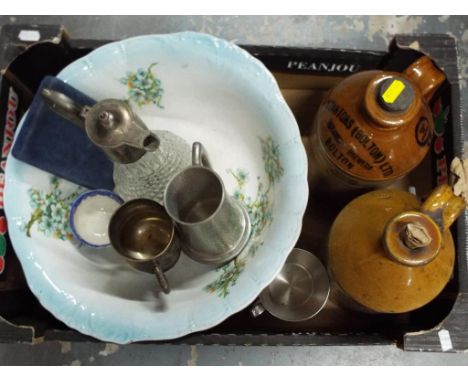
top-left (319, 99), bottom-right (394, 181)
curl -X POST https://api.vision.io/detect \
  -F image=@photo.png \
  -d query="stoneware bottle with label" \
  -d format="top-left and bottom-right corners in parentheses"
top-left (328, 184), bottom-right (465, 314)
top-left (308, 56), bottom-right (446, 199)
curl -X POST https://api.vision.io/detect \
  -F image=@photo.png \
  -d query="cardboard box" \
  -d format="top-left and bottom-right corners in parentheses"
top-left (0, 24), bottom-right (466, 352)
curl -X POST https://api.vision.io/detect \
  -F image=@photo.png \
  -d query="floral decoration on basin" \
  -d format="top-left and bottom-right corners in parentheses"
top-left (206, 136), bottom-right (284, 297)
top-left (24, 176), bottom-right (84, 241)
top-left (120, 63), bottom-right (164, 108)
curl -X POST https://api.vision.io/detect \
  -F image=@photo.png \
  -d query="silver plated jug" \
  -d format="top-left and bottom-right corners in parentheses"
top-left (42, 89), bottom-right (191, 204)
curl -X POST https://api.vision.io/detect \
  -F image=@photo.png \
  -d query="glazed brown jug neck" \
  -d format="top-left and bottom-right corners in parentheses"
top-left (364, 56), bottom-right (445, 129)
top-left (364, 75), bottom-right (422, 129)
top-left (383, 212), bottom-right (441, 267)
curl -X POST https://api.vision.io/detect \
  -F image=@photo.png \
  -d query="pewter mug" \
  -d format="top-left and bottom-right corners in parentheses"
top-left (108, 199), bottom-right (181, 294)
top-left (251, 249), bottom-right (330, 322)
top-left (164, 142), bottom-right (251, 264)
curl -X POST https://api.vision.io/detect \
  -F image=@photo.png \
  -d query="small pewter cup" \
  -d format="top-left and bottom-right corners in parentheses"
top-left (251, 249), bottom-right (330, 322)
top-left (164, 142), bottom-right (251, 264)
top-left (108, 199), bottom-right (181, 294)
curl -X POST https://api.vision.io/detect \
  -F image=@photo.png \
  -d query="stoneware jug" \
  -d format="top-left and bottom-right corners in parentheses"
top-left (328, 184), bottom-right (465, 313)
top-left (308, 56), bottom-right (446, 199)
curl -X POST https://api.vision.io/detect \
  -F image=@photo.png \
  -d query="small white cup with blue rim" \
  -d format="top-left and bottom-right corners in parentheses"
top-left (69, 189), bottom-right (124, 248)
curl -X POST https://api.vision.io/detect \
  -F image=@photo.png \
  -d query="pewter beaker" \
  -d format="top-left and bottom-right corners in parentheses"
top-left (164, 142), bottom-right (251, 264)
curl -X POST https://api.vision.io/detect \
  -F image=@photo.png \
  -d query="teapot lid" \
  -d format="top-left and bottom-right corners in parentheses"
top-left (85, 99), bottom-right (159, 164)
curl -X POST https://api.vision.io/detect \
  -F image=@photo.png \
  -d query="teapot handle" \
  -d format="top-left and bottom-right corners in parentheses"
top-left (403, 56), bottom-right (446, 103)
top-left (42, 88), bottom-right (88, 129)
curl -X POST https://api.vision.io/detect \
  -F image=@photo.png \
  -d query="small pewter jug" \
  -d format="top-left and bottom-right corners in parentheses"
top-left (42, 89), bottom-right (191, 204)
top-left (108, 198), bottom-right (181, 294)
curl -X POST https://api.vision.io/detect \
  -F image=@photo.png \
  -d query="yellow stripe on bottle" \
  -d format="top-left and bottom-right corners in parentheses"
top-left (382, 79), bottom-right (406, 104)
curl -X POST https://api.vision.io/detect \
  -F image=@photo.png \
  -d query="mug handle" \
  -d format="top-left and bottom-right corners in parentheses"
top-left (153, 260), bottom-right (170, 294)
top-left (192, 142), bottom-right (212, 168)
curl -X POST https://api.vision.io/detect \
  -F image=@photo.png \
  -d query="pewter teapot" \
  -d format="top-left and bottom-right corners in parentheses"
top-left (42, 89), bottom-right (191, 203)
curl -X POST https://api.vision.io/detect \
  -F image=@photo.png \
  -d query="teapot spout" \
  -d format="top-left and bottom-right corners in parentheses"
top-left (124, 114), bottom-right (160, 152)
top-left (141, 133), bottom-right (160, 151)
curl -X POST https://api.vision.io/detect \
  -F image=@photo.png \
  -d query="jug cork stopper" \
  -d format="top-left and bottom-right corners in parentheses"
top-left (400, 223), bottom-right (432, 249)
top-left (383, 211), bottom-right (442, 267)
